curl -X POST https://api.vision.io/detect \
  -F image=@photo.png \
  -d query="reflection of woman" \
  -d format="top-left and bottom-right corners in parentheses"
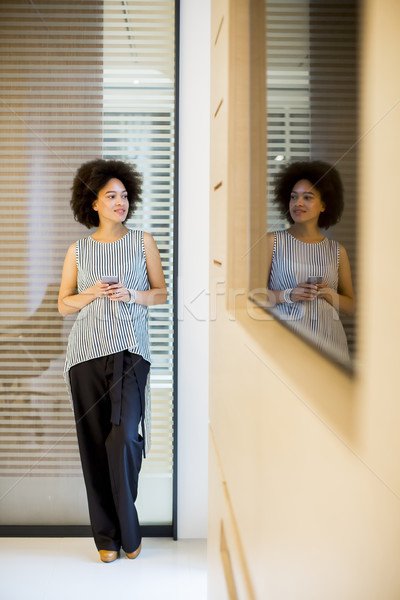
top-left (266, 160), bottom-right (354, 365)
top-left (58, 159), bottom-right (167, 563)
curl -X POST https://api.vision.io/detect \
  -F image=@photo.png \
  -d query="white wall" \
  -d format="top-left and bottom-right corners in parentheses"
top-left (177, 0), bottom-right (211, 538)
top-left (207, 0), bottom-right (400, 597)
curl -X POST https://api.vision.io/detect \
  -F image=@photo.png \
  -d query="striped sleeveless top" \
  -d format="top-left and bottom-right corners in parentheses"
top-left (269, 230), bottom-right (349, 365)
top-left (64, 229), bottom-right (151, 375)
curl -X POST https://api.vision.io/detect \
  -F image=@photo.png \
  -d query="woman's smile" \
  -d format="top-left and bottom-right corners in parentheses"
top-left (115, 208), bottom-right (126, 217)
top-left (92, 178), bottom-right (129, 224)
top-left (289, 179), bottom-right (325, 224)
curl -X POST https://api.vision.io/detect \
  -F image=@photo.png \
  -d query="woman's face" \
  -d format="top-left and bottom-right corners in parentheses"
top-left (289, 179), bottom-right (325, 225)
top-left (92, 178), bottom-right (129, 225)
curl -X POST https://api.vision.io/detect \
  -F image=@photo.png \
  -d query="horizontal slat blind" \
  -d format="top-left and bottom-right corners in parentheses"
top-left (103, 1), bottom-right (175, 475)
top-left (0, 0), bottom-right (104, 484)
top-left (266, 1), bottom-right (310, 232)
top-left (0, 0), bottom-right (175, 524)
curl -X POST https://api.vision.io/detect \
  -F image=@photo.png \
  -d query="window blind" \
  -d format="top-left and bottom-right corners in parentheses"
top-left (266, 1), bottom-right (311, 231)
top-left (0, 0), bottom-right (175, 526)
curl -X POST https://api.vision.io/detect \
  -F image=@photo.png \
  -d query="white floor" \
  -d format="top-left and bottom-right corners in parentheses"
top-left (0, 537), bottom-right (207, 600)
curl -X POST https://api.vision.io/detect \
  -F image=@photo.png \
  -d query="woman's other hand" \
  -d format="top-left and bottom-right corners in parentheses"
top-left (290, 281), bottom-right (319, 302)
top-left (104, 282), bottom-right (131, 303)
top-left (58, 246), bottom-right (111, 316)
top-left (316, 281), bottom-right (334, 301)
top-left (89, 280), bottom-right (112, 298)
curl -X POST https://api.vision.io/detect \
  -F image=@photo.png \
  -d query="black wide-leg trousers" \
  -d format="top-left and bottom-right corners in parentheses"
top-left (69, 350), bottom-right (150, 553)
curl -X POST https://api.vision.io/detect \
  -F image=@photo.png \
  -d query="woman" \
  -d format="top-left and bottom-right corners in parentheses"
top-left (58, 158), bottom-right (167, 563)
top-left (266, 160), bottom-right (354, 365)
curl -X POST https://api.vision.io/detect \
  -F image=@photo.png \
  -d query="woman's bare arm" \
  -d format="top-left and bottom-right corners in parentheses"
top-left (317, 244), bottom-right (355, 315)
top-left (107, 233), bottom-right (167, 306)
top-left (58, 243), bottom-right (109, 316)
top-left (137, 233), bottom-right (167, 305)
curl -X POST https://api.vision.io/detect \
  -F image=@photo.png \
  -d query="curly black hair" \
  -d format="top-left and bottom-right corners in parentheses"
top-left (273, 160), bottom-right (344, 229)
top-left (70, 158), bottom-right (142, 228)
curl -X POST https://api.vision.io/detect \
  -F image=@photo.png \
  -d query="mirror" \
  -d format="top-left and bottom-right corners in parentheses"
top-left (249, 0), bottom-right (359, 370)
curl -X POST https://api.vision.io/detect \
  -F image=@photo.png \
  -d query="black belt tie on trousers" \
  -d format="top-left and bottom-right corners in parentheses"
top-left (109, 350), bottom-right (148, 457)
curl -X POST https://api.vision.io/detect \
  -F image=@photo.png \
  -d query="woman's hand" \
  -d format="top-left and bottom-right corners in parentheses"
top-left (290, 281), bottom-right (319, 302)
top-left (104, 282), bottom-right (131, 303)
top-left (59, 244), bottom-right (111, 316)
top-left (316, 278), bottom-right (353, 315)
top-left (316, 281), bottom-right (334, 301)
top-left (88, 280), bottom-right (111, 299)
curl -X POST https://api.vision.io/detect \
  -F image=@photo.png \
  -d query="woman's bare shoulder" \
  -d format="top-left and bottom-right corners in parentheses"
top-left (267, 231), bottom-right (276, 248)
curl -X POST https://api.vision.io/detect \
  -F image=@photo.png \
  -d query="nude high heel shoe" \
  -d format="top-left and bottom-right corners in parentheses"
top-left (99, 550), bottom-right (119, 563)
top-left (126, 542), bottom-right (142, 559)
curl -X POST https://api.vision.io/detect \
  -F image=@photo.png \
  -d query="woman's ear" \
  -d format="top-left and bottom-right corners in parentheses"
top-left (92, 200), bottom-right (98, 211)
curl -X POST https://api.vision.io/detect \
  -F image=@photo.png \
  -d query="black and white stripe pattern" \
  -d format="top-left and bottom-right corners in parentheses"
top-left (65, 229), bottom-right (150, 372)
top-left (269, 230), bottom-right (349, 364)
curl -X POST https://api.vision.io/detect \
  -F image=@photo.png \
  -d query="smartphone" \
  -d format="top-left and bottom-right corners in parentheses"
top-left (102, 276), bottom-right (119, 284)
top-left (307, 276), bottom-right (323, 284)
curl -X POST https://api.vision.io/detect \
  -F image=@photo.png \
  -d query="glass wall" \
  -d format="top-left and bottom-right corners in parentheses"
top-left (0, 0), bottom-right (176, 528)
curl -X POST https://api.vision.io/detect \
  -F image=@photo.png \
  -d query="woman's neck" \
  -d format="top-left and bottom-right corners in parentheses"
top-left (91, 223), bottom-right (129, 243)
top-left (287, 223), bottom-right (325, 243)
